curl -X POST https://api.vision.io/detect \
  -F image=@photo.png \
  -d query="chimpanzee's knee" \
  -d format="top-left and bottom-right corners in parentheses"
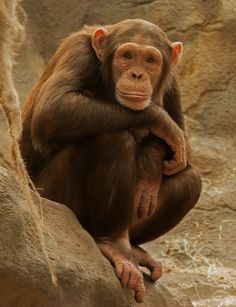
top-left (129, 165), bottom-right (202, 244)
top-left (181, 166), bottom-right (202, 213)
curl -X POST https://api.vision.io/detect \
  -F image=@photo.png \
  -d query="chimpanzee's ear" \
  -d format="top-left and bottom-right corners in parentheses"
top-left (171, 42), bottom-right (183, 67)
top-left (92, 28), bottom-right (109, 61)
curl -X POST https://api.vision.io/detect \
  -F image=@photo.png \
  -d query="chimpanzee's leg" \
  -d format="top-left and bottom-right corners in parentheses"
top-left (130, 165), bottom-right (202, 244)
top-left (35, 131), bottom-right (146, 303)
top-left (80, 131), bottom-right (137, 238)
top-left (80, 131), bottom-right (147, 303)
top-left (126, 165), bottom-right (201, 287)
top-left (35, 131), bottom-right (136, 232)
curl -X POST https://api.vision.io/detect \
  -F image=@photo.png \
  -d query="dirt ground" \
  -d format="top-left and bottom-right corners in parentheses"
top-left (14, 0), bottom-right (236, 305)
top-left (144, 190), bottom-right (236, 306)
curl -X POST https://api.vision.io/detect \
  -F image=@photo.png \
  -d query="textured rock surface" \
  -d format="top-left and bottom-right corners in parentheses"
top-left (0, 168), bottom-right (190, 307)
top-left (13, 0), bottom-right (236, 304)
top-left (0, 1), bottom-right (192, 306)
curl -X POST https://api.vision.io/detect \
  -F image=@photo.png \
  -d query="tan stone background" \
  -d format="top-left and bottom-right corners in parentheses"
top-left (14, 0), bottom-right (236, 305)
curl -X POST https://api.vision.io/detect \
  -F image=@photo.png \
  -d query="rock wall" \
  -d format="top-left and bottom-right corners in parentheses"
top-left (12, 0), bottom-right (236, 304)
top-left (0, 1), bottom-right (194, 306)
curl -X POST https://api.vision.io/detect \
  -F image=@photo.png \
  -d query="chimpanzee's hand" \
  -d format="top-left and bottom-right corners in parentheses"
top-left (150, 123), bottom-right (187, 176)
top-left (163, 126), bottom-right (187, 175)
top-left (134, 180), bottom-right (160, 219)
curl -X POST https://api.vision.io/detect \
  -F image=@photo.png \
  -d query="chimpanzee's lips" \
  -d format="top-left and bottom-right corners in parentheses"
top-left (117, 89), bottom-right (149, 101)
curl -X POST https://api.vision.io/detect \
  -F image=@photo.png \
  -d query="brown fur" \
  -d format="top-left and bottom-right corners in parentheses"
top-left (20, 19), bottom-right (201, 242)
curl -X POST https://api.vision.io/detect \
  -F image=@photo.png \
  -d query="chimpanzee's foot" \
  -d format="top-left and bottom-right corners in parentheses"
top-left (132, 245), bottom-right (162, 281)
top-left (97, 239), bottom-right (145, 303)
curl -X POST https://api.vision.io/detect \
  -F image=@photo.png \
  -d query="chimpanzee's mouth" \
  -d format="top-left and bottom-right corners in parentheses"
top-left (117, 89), bottom-right (149, 101)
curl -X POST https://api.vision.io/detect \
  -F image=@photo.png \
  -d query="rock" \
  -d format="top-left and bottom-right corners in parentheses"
top-left (0, 168), bottom-right (192, 307)
top-left (21, 0), bottom-right (223, 61)
top-left (0, 1), bottom-right (193, 306)
top-left (14, 34), bottom-right (45, 106)
top-left (12, 0), bottom-right (236, 304)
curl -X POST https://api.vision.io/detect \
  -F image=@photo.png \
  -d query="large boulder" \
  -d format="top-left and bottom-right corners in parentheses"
top-left (0, 168), bottom-right (191, 307)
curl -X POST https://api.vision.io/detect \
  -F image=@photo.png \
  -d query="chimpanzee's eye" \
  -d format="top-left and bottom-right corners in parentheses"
top-left (123, 51), bottom-right (132, 60)
top-left (146, 56), bottom-right (155, 64)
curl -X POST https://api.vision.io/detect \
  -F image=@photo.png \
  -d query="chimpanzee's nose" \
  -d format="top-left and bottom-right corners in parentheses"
top-left (132, 72), bottom-right (143, 80)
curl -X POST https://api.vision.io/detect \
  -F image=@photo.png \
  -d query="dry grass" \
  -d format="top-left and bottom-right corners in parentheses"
top-left (157, 232), bottom-right (236, 305)
top-left (193, 296), bottom-right (236, 307)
